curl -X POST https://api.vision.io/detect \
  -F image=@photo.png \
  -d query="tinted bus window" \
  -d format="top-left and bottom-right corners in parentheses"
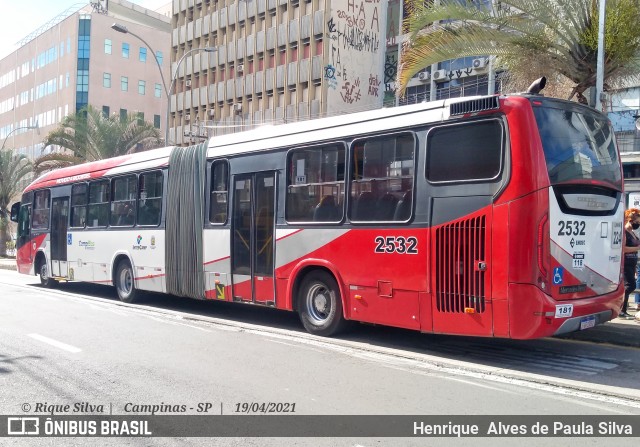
top-left (88, 181), bottom-right (110, 227)
top-left (32, 190), bottom-right (50, 230)
top-left (110, 175), bottom-right (137, 227)
top-left (209, 161), bottom-right (229, 224)
top-left (427, 120), bottom-right (503, 183)
top-left (533, 106), bottom-right (622, 188)
top-left (138, 172), bottom-right (163, 226)
top-left (286, 144), bottom-right (346, 223)
top-left (350, 133), bottom-right (415, 222)
top-left (70, 184), bottom-right (88, 228)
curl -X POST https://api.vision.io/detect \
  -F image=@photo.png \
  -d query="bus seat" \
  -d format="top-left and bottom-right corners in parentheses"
top-left (375, 193), bottom-right (398, 220)
top-left (353, 191), bottom-right (376, 220)
top-left (393, 190), bottom-right (412, 221)
top-left (313, 195), bottom-right (340, 221)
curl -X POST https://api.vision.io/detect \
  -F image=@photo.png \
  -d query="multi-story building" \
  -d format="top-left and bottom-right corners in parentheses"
top-left (0, 0), bottom-right (170, 160)
top-left (167, 0), bottom-right (500, 144)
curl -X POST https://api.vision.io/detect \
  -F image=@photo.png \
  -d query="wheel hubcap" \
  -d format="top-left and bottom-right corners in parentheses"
top-left (119, 268), bottom-right (132, 295)
top-left (307, 284), bottom-right (331, 323)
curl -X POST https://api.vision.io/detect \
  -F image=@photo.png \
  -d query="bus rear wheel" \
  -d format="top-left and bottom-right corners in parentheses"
top-left (115, 260), bottom-right (137, 304)
top-left (39, 261), bottom-right (57, 288)
top-left (298, 271), bottom-right (346, 336)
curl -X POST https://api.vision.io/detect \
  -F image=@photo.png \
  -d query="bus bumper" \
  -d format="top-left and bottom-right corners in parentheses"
top-left (507, 283), bottom-right (623, 339)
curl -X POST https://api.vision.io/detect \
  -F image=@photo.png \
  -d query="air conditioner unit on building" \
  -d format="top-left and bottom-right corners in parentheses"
top-left (185, 79), bottom-right (192, 88)
top-left (237, 64), bottom-right (244, 74)
top-left (185, 114), bottom-right (191, 121)
top-left (209, 109), bottom-right (215, 117)
top-left (432, 69), bottom-right (447, 81)
top-left (418, 71), bottom-right (430, 82)
top-left (233, 103), bottom-right (242, 113)
top-left (472, 58), bottom-right (487, 70)
top-left (200, 128), bottom-right (208, 137)
top-left (184, 130), bottom-right (192, 137)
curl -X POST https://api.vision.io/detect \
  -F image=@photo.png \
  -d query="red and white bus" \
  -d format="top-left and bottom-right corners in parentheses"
top-left (12, 88), bottom-right (624, 339)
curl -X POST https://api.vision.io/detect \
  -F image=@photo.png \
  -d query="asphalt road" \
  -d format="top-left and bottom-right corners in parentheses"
top-left (0, 270), bottom-right (638, 446)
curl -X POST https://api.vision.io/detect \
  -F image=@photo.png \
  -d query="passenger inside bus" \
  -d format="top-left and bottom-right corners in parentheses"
top-left (138, 200), bottom-right (160, 225)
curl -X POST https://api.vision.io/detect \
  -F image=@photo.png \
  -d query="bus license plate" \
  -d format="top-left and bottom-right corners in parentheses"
top-left (580, 315), bottom-right (596, 330)
top-left (555, 304), bottom-right (573, 318)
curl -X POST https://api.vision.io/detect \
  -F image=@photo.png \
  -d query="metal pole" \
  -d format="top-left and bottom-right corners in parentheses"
top-left (165, 47), bottom-right (216, 146)
top-left (1, 122), bottom-right (39, 151)
top-left (595, 0), bottom-right (606, 112)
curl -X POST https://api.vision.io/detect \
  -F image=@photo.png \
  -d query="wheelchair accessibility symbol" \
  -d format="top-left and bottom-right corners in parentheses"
top-left (553, 267), bottom-right (564, 285)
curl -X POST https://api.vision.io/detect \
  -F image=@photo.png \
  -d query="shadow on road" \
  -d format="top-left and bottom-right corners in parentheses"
top-left (24, 280), bottom-right (640, 392)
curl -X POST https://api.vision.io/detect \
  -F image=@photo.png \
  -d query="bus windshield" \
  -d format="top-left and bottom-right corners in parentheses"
top-left (532, 104), bottom-right (622, 189)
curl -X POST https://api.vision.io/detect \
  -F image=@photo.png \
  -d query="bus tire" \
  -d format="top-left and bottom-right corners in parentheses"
top-left (39, 261), bottom-right (57, 288)
top-left (298, 270), bottom-right (346, 336)
top-left (115, 259), bottom-right (137, 304)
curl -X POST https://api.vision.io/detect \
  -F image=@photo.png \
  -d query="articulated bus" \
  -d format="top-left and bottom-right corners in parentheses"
top-left (12, 88), bottom-right (624, 339)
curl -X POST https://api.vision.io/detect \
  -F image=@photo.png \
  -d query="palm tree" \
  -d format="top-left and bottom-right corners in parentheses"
top-left (398, 0), bottom-right (640, 103)
top-left (0, 151), bottom-right (32, 257)
top-left (35, 105), bottom-right (163, 176)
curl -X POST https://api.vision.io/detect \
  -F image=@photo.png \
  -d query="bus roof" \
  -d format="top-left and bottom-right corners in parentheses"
top-left (25, 94), bottom-right (525, 193)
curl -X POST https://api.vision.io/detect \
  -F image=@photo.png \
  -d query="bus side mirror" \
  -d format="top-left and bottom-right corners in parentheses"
top-left (10, 202), bottom-right (20, 223)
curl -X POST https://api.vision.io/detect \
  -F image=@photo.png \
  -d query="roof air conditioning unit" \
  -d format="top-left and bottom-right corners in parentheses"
top-left (185, 79), bottom-right (192, 88)
top-left (233, 103), bottom-right (242, 113)
top-left (185, 114), bottom-right (191, 121)
top-left (184, 130), bottom-right (191, 137)
top-left (472, 58), bottom-right (487, 70)
top-left (432, 69), bottom-right (447, 81)
top-left (237, 64), bottom-right (244, 74)
top-left (209, 109), bottom-right (215, 117)
top-left (418, 71), bottom-right (430, 82)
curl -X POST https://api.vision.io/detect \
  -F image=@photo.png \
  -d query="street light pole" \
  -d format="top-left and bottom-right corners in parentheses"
top-left (1, 121), bottom-right (39, 151)
top-left (111, 23), bottom-right (170, 138)
top-left (166, 47), bottom-right (216, 145)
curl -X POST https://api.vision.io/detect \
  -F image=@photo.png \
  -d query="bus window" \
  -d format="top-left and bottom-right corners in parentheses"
top-left (110, 175), bottom-right (137, 227)
top-left (70, 184), bottom-right (88, 228)
top-left (87, 180), bottom-right (110, 227)
top-left (32, 190), bottom-right (50, 230)
top-left (286, 143), bottom-right (346, 223)
top-left (349, 133), bottom-right (415, 222)
top-left (426, 120), bottom-right (503, 183)
top-left (209, 160), bottom-right (229, 224)
top-left (18, 205), bottom-right (31, 237)
top-left (138, 171), bottom-right (163, 226)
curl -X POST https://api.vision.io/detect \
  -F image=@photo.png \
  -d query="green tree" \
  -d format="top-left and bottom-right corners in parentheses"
top-left (0, 151), bottom-right (32, 257)
top-left (35, 105), bottom-right (162, 176)
top-left (398, 0), bottom-right (640, 103)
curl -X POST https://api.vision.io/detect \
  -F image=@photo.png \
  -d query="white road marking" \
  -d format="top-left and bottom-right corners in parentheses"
top-left (28, 333), bottom-right (82, 353)
top-left (142, 315), bottom-right (211, 332)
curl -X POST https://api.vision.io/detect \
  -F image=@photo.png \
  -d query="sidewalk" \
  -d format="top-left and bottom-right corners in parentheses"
top-left (1, 255), bottom-right (638, 346)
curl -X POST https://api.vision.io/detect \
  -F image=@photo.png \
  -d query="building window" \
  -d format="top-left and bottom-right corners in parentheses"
top-left (139, 47), bottom-right (147, 62)
top-left (155, 83), bottom-right (162, 98)
top-left (138, 80), bottom-right (146, 95)
top-left (102, 105), bottom-right (110, 117)
top-left (121, 76), bottom-right (128, 91)
top-left (136, 112), bottom-right (144, 124)
top-left (153, 114), bottom-right (161, 128)
top-left (103, 73), bottom-right (111, 88)
top-left (120, 108), bottom-right (127, 121)
top-left (156, 51), bottom-right (163, 65)
top-left (122, 43), bottom-right (129, 58)
top-left (104, 39), bottom-right (112, 54)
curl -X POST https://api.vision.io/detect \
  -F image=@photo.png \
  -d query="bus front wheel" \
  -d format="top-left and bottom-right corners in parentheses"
top-left (39, 261), bottom-right (57, 288)
top-left (298, 271), bottom-right (346, 336)
top-left (115, 260), bottom-right (137, 304)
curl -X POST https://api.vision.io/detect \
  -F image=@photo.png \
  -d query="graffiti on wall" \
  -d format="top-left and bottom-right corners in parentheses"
top-left (326, 0), bottom-right (386, 108)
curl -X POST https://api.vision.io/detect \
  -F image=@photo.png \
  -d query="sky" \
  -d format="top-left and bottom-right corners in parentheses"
top-left (0, 0), bottom-right (169, 60)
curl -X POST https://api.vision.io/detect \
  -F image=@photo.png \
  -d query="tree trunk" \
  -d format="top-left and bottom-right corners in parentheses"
top-left (0, 216), bottom-right (9, 258)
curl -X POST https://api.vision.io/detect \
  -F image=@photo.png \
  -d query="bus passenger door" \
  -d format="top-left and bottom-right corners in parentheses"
top-left (16, 204), bottom-right (32, 271)
top-left (50, 197), bottom-right (69, 277)
top-left (231, 172), bottom-right (276, 305)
